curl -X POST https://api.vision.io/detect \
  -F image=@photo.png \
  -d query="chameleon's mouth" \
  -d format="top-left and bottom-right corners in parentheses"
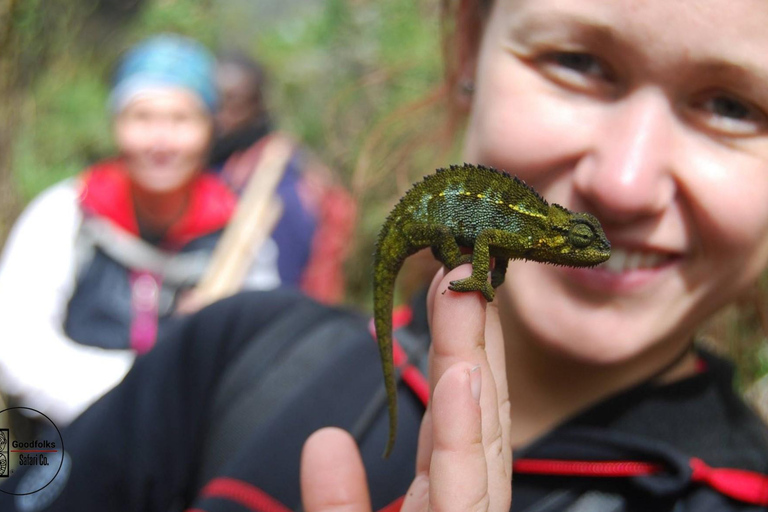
top-left (599, 247), bottom-right (675, 274)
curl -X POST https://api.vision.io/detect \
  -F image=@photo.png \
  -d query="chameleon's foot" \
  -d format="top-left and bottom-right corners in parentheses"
top-left (448, 276), bottom-right (495, 302)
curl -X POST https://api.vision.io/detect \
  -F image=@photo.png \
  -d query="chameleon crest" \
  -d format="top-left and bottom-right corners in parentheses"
top-left (373, 163), bottom-right (611, 457)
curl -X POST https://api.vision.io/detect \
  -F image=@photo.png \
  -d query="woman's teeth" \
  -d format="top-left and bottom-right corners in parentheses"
top-left (601, 248), bottom-right (670, 274)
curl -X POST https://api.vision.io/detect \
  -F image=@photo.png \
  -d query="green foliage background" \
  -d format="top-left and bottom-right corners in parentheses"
top-left (10, 0), bottom-right (447, 201)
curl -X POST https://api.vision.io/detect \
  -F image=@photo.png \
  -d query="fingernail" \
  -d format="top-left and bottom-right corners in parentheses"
top-left (470, 365), bottom-right (481, 403)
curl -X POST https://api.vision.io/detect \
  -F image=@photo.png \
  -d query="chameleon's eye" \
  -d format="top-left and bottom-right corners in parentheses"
top-left (569, 222), bottom-right (595, 248)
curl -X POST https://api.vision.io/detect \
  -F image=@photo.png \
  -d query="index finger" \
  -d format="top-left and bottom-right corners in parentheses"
top-left (426, 264), bottom-right (488, 392)
top-left (425, 265), bottom-right (512, 509)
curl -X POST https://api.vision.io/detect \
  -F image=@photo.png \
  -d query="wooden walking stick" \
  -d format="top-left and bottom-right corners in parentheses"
top-left (192, 136), bottom-right (293, 307)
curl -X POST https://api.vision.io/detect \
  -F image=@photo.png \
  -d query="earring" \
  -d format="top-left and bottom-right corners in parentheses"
top-left (459, 79), bottom-right (475, 95)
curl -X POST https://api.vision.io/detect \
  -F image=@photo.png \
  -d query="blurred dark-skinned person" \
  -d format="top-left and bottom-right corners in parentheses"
top-left (0, 34), bottom-right (280, 426)
top-left (210, 52), bottom-right (355, 304)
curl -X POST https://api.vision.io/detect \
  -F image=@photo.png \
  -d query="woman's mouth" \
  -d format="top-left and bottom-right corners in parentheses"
top-left (600, 247), bottom-right (676, 274)
top-left (559, 246), bottom-right (680, 293)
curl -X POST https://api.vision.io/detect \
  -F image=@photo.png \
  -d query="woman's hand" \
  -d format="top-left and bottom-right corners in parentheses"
top-left (300, 265), bottom-right (512, 512)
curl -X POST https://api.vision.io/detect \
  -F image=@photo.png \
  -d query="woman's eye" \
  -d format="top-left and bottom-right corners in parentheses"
top-left (690, 93), bottom-right (768, 136)
top-left (172, 113), bottom-right (191, 124)
top-left (536, 51), bottom-right (614, 92)
top-left (128, 110), bottom-right (152, 123)
top-left (553, 53), bottom-right (602, 75)
top-left (709, 96), bottom-right (750, 119)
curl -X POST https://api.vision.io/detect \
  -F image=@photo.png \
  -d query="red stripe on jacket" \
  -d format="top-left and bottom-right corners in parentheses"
top-left (369, 305), bottom-right (429, 406)
top-left (196, 477), bottom-right (292, 512)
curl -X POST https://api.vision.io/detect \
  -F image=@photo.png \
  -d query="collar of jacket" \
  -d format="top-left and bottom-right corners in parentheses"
top-left (78, 158), bottom-right (236, 249)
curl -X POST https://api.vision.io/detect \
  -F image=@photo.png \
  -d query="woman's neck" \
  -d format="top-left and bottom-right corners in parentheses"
top-left (496, 295), bottom-right (699, 448)
top-left (131, 185), bottom-right (191, 239)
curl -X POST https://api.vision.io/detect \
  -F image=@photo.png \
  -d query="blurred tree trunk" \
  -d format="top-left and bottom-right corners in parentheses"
top-left (0, 0), bottom-right (21, 241)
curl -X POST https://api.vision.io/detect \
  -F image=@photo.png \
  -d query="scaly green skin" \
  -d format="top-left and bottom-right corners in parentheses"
top-left (373, 163), bottom-right (611, 457)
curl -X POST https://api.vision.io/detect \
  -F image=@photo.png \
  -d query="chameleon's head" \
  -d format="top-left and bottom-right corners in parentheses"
top-left (526, 204), bottom-right (611, 267)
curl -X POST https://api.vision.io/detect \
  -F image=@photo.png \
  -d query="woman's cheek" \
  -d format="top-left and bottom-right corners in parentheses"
top-left (467, 94), bottom-right (586, 188)
top-left (177, 126), bottom-right (211, 160)
top-left (686, 150), bottom-right (768, 257)
top-left (114, 124), bottom-right (139, 155)
top-left (704, 187), bottom-right (768, 273)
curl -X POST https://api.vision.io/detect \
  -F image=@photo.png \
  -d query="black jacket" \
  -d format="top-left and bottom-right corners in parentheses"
top-left (1, 290), bottom-right (766, 511)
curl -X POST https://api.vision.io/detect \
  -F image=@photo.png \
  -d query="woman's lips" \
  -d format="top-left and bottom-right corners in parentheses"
top-left (149, 153), bottom-right (175, 166)
top-left (600, 247), bottom-right (676, 274)
top-left (558, 247), bottom-right (680, 293)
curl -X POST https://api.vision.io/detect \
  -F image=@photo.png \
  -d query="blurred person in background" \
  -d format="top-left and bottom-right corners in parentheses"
top-left (211, 51), bottom-right (356, 304)
top-left (0, 34), bottom-right (280, 426)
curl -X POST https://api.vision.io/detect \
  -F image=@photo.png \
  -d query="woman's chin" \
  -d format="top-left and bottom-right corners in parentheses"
top-left (130, 167), bottom-right (196, 195)
top-left (500, 262), bottom-right (689, 367)
top-left (528, 313), bottom-right (652, 366)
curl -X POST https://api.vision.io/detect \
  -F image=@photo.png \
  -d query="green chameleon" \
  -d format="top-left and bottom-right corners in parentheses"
top-left (373, 163), bottom-right (611, 457)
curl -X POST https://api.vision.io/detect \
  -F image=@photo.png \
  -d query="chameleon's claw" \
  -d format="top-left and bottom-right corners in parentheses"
top-left (448, 277), bottom-right (495, 302)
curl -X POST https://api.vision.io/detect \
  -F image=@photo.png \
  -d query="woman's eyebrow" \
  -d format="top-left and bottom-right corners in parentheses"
top-left (507, 8), bottom-right (622, 47)
top-left (692, 58), bottom-right (768, 88)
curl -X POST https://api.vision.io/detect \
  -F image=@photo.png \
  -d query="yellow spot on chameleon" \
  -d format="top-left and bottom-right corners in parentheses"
top-left (477, 194), bottom-right (485, 199)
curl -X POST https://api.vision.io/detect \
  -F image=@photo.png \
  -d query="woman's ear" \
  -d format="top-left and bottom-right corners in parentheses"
top-left (448, 0), bottom-right (489, 112)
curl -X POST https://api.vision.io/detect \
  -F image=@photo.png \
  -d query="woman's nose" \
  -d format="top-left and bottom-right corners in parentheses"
top-left (146, 119), bottom-right (174, 149)
top-left (573, 88), bottom-right (677, 224)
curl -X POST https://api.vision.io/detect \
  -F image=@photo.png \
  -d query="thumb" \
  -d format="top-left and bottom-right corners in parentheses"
top-left (300, 427), bottom-right (372, 512)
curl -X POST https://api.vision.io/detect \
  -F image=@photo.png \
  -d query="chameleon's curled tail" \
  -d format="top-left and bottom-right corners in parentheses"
top-left (372, 243), bottom-right (403, 458)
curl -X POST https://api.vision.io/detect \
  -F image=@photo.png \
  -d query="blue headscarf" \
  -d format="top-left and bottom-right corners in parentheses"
top-left (110, 34), bottom-right (217, 113)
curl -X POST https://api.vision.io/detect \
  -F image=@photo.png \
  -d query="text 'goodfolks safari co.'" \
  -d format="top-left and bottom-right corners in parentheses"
top-left (11, 439), bottom-right (57, 467)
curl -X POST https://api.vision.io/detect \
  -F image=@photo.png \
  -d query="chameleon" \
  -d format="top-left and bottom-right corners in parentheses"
top-left (373, 163), bottom-right (611, 457)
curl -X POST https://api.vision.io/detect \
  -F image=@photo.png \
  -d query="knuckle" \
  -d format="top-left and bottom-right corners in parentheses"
top-left (497, 397), bottom-right (512, 429)
top-left (470, 493), bottom-right (492, 512)
top-left (429, 493), bottom-right (490, 512)
top-left (485, 426), bottom-right (505, 461)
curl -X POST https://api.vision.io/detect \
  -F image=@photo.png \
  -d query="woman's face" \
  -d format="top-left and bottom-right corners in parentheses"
top-left (114, 89), bottom-right (212, 195)
top-left (463, 0), bottom-right (768, 364)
